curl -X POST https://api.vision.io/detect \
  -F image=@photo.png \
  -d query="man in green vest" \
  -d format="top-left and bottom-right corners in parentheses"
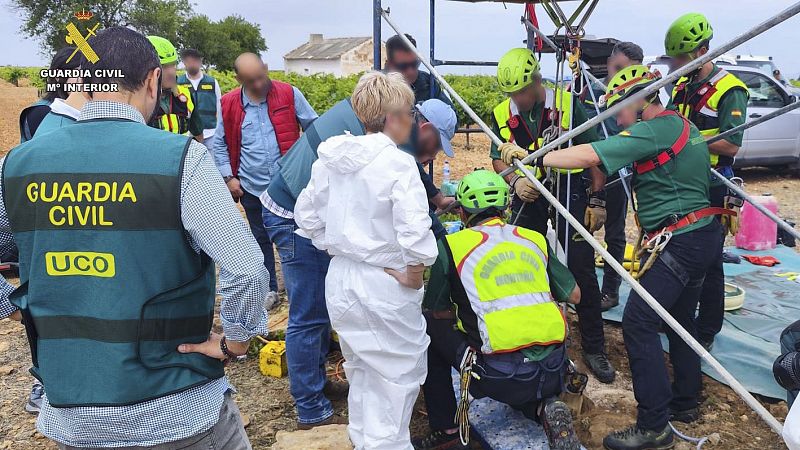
top-left (178, 48), bottom-right (222, 151)
top-left (414, 169), bottom-right (580, 450)
top-left (502, 64), bottom-right (727, 450)
top-left (0, 26), bottom-right (268, 448)
top-left (147, 35), bottom-right (204, 141)
top-left (491, 47), bottom-right (615, 384)
top-left (665, 13), bottom-right (749, 352)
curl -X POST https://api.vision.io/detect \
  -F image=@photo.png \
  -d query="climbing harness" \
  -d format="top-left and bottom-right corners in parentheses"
top-left (455, 346), bottom-right (479, 446)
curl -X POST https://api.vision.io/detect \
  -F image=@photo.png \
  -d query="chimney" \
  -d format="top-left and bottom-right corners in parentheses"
top-left (309, 34), bottom-right (323, 44)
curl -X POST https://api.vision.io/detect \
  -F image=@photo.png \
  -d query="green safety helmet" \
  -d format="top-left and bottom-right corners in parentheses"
top-left (604, 65), bottom-right (660, 108)
top-left (147, 35), bottom-right (178, 65)
top-left (456, 170), bottom-right (510, 214)
top-left (664, 13), bottom-right (714, 57)
top-left (497, 48), bottom-right (541, 93)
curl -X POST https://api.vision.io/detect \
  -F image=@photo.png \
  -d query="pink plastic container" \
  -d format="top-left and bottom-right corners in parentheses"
top-left (735, 194), bottom-right (778, 251)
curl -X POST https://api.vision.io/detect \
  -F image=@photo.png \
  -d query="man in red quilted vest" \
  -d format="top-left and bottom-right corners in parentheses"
top-left (213, 53), bottom-right (318, 301)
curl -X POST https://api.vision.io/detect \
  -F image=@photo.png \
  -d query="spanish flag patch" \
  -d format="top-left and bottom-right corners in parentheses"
top-left (731, 110), bottom-right (743, 117)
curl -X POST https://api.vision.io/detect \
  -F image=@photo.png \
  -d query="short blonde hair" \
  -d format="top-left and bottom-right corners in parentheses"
top-left (351, 71), bottom-right (415, 133)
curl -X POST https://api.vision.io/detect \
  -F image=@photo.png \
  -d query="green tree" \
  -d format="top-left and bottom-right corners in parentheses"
top-left (12, 0), bottom-right (191, 52)
top-left (11, 1), bottom-right (266, 71)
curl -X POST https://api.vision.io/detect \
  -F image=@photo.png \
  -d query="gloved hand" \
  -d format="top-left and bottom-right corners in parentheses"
top-left (723, 195), bottom-right (744, 236)
top-left (499, 142), bottom-right (529, 166)
top-left (511, 175), bottom-right (540, 203)
top-left (584, 192), bottom-right (607, 233)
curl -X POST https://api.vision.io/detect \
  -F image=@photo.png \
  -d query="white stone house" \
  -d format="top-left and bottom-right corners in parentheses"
top-left (284, 34), bottom-right (386, 77)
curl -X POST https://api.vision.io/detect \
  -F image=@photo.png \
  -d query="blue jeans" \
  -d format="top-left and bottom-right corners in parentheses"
top-left (240, 190), bottom-right (278, 292)
top-left (622, 221), bottom-right (723, 431)
top-left (263, 208), bottom-right (333, 424)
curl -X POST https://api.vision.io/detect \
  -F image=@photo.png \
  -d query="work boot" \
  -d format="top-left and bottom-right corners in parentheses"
top-left (669, 407), bottom-right (699, 424)
top-left (603, 424), bottom-right (674, 450)
top-left (600, 293), bottom-right (620, 312)
top-left (540, 399), bottom-right (580, 450)
top-left (412, 430), bottom-right (468, 450)
top-left (296, 414), bottom-right (348, 430)
top-left (25, 382), bottom-right (44, 414)
top-left (583, 351), bottom-right (616, 384)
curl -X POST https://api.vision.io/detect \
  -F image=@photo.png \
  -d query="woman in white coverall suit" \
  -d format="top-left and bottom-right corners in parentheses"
top-left (295, 71), bottom-right (439, 449)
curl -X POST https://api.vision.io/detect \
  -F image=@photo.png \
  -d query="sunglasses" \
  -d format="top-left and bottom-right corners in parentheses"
top-left (394, 59), bottom-right (421, 71)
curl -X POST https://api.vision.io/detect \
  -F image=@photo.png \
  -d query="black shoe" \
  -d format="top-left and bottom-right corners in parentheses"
top-left (412, 430), bottom-right (468, 450)
top-left (601, 293), bottom-right (620, 312)
top-left (603, 424), bottom-right (674, 450)
top-left (541, 399), bottom-right (580, 450)
top-left (583, 351), bottom-right (616, 384)
top-left (669, 407), bottom-right (699, 423)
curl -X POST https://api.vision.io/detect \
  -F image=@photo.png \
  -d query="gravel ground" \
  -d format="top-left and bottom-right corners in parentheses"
top-left (0, 82), bottom-right (794, 449)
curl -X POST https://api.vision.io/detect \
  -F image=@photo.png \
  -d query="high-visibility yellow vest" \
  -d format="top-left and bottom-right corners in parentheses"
top-left (493, 88), bottom-right (583, 175)
top-left (672, 68), bottom-right (748, 167)
top-left (445, 218), bottom-right (566, 354)
top-left (154, 85), bottom-right (195, 135)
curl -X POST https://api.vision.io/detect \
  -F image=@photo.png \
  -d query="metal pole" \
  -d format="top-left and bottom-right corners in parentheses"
top-left (373, 0), bottom-right (382, 70)
top-left (512, 161), bottom-right (783, 435)
top-left (709, 100), bottom-right (800, 145)
top-left (501, 1), bottom-right (800, 177)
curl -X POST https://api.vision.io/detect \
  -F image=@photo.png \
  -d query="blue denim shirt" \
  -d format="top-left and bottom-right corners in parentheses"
top-left (213, 86), bottom-right (317, 195)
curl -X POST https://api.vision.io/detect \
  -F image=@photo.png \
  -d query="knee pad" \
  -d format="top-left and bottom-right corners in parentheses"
top-left (774, 351), bottom-right (800, 391)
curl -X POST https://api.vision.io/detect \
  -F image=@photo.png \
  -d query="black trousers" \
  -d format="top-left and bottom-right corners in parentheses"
top-left (696, 183), bottom-right (727, 342)
top-left (622, 221), bottom-right (724, 431)
top-left (781, 320), bottom-right (800, 406)
top-left (510, 173), bottom-right (605, 354)
top-left (601, 180), bottom-right (629, 297)
top-left (422, 314), bottom-right (565, 431)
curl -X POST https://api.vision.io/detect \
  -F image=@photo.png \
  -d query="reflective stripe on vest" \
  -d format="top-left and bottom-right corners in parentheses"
top-left (445, 218), bottom-right (566, 354)
top-left (177, 73), bottom-right (217, 130)
top-left (672, 69), bottom-right (748, 166)
top-left (157, 85), bottom-right (195, 135)
top-left (493, 90), bottom-right (583, 175)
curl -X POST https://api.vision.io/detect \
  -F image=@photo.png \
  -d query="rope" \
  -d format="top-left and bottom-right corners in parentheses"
top-left (669, 423), bottom-right (710, 450)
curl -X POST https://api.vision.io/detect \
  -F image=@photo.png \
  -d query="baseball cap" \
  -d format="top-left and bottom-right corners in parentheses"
top-left (417, 99), bottom-right (457, 157)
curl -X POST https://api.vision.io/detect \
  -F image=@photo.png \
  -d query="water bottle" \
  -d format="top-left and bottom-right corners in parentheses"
top-left (443, 161), bottom-right (451, 184)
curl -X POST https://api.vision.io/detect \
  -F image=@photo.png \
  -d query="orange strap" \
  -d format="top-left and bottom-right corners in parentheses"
top-left (648, 207), bottom-right (736, 239)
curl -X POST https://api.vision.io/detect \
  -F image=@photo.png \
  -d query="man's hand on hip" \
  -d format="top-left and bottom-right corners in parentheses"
top-left (178, 332), bottom-right (248, 361)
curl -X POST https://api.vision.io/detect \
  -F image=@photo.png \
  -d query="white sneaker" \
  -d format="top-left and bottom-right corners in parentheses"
top-left (265, 291), bottom-right (280, 310)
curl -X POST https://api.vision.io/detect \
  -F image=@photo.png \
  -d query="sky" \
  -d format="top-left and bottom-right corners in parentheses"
top-left (3, 0), bottom-right (800, 78)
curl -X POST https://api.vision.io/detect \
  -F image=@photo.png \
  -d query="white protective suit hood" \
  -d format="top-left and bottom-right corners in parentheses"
top-left (295, 131), bottom-right (437, 270)
top-left (317, 132), bottom-right (390, 175)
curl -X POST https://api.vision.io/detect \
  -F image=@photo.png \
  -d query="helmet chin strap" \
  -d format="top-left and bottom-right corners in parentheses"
top-left (636, 98), bottom-right (655, 122)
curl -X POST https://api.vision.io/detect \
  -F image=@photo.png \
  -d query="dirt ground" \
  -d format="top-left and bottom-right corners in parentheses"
top-left (0, 80), bottom-right (795, 449)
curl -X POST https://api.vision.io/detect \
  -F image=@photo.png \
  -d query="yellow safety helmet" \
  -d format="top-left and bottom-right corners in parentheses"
top-left (497, 48), bottom-right (541, 93)
top-left (147, 35), bottom-right (178, 65)
top-left (604, 65), bottom-right (660, 108)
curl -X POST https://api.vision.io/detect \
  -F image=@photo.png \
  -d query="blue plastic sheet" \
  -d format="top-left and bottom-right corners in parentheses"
top-left (600, 245), bottom-right (800, 400)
